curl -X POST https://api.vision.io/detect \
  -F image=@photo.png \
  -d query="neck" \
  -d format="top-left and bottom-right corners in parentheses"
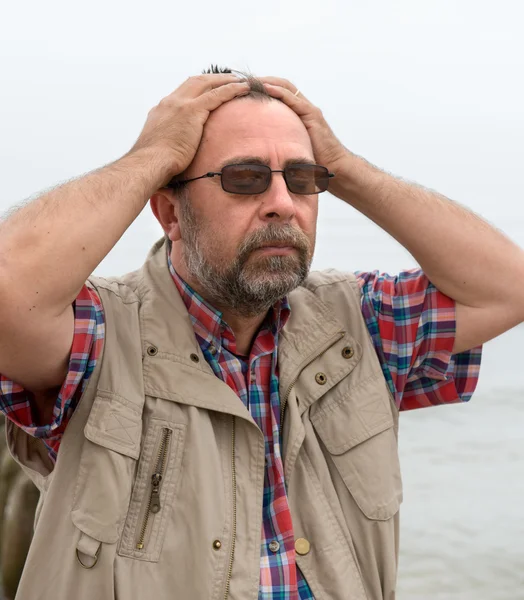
top-left (171, 249), bottom-right (269, 356)
top-left (219, 310), bottom-right (267, 357)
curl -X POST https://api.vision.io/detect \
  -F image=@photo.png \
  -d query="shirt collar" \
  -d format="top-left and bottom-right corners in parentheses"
top-left (167, 256), bottom-right (290, 356)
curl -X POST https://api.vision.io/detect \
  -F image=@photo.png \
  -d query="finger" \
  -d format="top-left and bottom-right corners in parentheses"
top-left (167, 74), bottom-right (243, 102)
top-left (198, 81), bottom-right (251, 112)
top-left (262, 83), bottom-right (313, 118)
top-left (260, 76), bottom-right (297, 93)
top-left (190, 73), bottom-right (244, 93)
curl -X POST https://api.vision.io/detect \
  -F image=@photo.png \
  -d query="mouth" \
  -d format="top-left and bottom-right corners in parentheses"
top-left (253, 245), bottom-right (297, 256)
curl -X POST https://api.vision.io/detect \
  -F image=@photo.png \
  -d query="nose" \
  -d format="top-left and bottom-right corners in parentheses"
top-left (259, 172), bottom-right (296, 224)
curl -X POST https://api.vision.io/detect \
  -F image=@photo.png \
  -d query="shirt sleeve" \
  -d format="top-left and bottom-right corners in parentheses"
top-left (355, 269), bottom-right (482, 411)
top-left (0, 284), bottom-right (105, 462)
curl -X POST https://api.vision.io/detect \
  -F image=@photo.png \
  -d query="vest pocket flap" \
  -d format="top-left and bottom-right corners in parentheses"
top-left (84, 390), bottom-right (143, 460)
top-left (311, 373), bottom-right (394, 455)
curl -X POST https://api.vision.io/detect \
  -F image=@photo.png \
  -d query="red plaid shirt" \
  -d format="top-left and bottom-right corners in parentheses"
top-left (0, 266), bottom-right (481, 600)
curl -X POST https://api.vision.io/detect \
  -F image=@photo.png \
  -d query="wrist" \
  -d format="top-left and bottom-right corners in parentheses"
top-left (118, 146), bottom-right (178, 191)
top-left (328, 151), bottom-right (363, 199)
top-left (328, 152), bottom-right (386, 203)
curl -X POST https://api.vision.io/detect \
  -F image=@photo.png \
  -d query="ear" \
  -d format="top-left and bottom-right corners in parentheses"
top-left (150, 189), bottom-right (183, 243)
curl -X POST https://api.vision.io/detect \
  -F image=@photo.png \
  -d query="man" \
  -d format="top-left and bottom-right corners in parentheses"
top-left (0, 67), bottom-right (522, 600)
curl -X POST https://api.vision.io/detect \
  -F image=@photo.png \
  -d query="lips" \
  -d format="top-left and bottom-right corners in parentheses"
top-left (256, 242), bottom-right (296, 249)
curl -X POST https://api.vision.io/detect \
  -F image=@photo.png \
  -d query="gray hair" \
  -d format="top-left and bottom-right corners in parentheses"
top-left (203, 65), bottom-right (272, 101)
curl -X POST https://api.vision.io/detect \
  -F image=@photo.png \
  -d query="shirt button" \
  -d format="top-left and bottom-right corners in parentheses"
top-left (209, 344), bottom-right (217, 355)
top-left (268, 540), bottom-right (280, 553)
top-left (250, 370), bottom-right (256, 383)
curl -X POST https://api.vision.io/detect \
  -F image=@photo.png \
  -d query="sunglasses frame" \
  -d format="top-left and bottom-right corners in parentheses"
top-left (167, 163), bottom-right (335, 195)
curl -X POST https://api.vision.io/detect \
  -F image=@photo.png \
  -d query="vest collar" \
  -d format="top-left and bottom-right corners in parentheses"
top-left (135, 239), bottom-right (353, 418)
top-left (278, 285), bottom-right (347, 397)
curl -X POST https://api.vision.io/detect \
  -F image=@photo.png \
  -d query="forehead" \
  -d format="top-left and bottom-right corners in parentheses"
top-left (193, 98), bottom-right (314, 168)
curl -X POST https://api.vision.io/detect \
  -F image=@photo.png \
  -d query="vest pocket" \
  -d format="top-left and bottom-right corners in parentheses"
top-left (118, 419), bottom-right (186, 562)
top-left (311, 375), bottom-right (402, 521)
top-left (71, 391), bottom-right (143, 546)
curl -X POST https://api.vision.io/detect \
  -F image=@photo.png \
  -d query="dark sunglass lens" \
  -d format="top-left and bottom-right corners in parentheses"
top-left (285, 165), bottom-right (330, 194)
top-left (221, 164), bottom-right (270, 194)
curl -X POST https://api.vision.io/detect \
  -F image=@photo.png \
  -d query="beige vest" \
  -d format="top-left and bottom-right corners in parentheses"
top-left (7, 239), bottom-right (402, 600)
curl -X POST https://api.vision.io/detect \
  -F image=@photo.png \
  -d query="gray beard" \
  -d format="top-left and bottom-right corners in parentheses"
top-left (180, 203), bottom-right (312, 318)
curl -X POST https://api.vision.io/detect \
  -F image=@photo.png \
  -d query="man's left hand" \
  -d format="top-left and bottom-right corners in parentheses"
top-left (261, 77), bottom-right (348, 175)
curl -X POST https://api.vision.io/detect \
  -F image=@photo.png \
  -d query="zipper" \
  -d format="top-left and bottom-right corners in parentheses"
top-left (136, 428), bottom-right (173, 550)
top-left (224, 416), bottom-right (237, 600)
top-left (280, 332), bottom-right (345, 436)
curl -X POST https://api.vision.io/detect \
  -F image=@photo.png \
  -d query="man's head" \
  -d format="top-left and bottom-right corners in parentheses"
top-left (151, 67), bottom-right (319, 317)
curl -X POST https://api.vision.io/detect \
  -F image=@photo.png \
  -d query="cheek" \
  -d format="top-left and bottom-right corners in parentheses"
top-left (199, 218), bottom-right (245, 263)
top-left (209, 205), bottom-right (254, 250)
top-left (297, 200), bottom-right (319, 240)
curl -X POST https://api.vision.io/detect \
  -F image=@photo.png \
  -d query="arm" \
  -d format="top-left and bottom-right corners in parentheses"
top-left (0, 150), bottom-right (171, 391)
top-left (0, 74), bottom-right (249, 392)
top-left (328, 154), bottom-right (524, 353)
top-left (262, 78), bottom-right (524, 353)
top-left (0, 285), bottom-right (104, 463)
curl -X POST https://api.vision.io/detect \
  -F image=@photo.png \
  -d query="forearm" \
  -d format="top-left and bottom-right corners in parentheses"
top-left (0, 147), bottom-right (173, 317)
top-left (331, 152), bottom-right (524, 310)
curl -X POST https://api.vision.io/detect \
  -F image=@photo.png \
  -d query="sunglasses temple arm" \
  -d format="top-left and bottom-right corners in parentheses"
top-left (166, 172), bottom-right (219, 188)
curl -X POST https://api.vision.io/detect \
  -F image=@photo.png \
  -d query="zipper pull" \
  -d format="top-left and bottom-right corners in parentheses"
top-left (150, 473), bottom-right (162, 514)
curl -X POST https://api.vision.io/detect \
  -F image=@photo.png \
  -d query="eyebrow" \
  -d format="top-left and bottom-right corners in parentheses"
top-left (219, 156), bottom-right (317, 169)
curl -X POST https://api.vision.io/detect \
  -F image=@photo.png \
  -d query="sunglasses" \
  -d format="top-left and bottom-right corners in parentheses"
top-left (167, 163), bottom-right (334, 195)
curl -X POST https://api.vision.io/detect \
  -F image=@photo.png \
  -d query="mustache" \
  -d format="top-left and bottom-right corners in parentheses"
top-left (238, 224), bottom-right (311, 257)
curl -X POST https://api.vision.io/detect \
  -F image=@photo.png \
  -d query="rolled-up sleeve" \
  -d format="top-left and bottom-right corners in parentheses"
top-left (356, 269), bottom-right (482, 411)
top-left (0, 284), bottom-right (105, 461)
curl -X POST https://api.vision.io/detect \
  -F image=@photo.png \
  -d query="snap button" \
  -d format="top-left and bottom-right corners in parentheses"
top-left (147, 345), bottom-right (158, 357)
top-left (315, 372), bottom-right (327, 385)
top-left (268, 540), bottom-right (280, 553)
top-left (295, 538), bottom-right (311, 556)
top-left (190, 353), bottom-right (200, 363)
top-left (212, 540), bottom-right (222, 550)
top-left (342, 346), bottom-right (354, 359)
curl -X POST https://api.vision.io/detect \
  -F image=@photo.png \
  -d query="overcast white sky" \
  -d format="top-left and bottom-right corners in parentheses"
top-left (1, 0), bottom-right (523, 277)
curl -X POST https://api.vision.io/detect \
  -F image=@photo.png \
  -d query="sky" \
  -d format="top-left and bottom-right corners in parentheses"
top-left (1, 0), bottom-right (523, 278)
top-left (1, 0), bottom-right (524, 384)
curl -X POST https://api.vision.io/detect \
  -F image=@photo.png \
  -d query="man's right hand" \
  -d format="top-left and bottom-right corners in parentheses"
top-left (130, 74), bottom-right (249, 180)
top-left (0, 73), bottom-right (247, 395)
